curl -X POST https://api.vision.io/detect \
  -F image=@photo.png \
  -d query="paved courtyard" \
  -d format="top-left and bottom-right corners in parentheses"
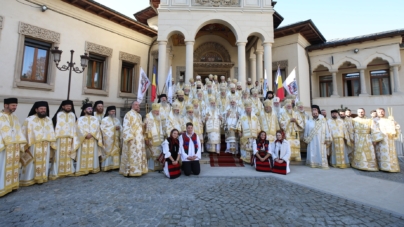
top-left (1, 169), bottom-right (404, 227)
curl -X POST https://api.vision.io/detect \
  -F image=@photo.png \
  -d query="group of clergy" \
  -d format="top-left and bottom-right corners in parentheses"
top-left (0, 98), bottom-right (123, 197)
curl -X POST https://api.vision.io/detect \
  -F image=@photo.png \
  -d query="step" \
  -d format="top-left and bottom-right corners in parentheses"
top-left (200, 154), bottom-right (306, 165)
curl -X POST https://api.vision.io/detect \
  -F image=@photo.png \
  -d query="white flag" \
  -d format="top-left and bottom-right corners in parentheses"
top-left (137, 67), bottom-right (151, 103)
top-left (284, 68), bottom-right (298, 96)
top-left (263, 69), bottom-right (268, 96)
top-left (165, 66), bottom-right (173, 103)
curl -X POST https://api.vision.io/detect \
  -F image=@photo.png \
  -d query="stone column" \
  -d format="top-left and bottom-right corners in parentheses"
top-left (237, 42), bottom-right (247, 88)
top-left (158, 41), bottom-right (167, 93)
top-left (392, 65), bottom-right (402, 93)
top-left (250, 55), bottom-right (257, 84)
top-left (359, 68), bottom-right (369, 96)
top-left (263, 43), bottom-right (273, 91)
top-left (330, 71), bottom-right (339, 97)
top-left (185, 41), bottom-right (194, 83)
top-left (256, 49), bottom-right (263, 83)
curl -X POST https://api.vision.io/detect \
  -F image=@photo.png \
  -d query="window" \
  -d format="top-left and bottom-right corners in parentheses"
top-left (319, 76), bottom-right (333, 97)
top-left (21, 38), bottom-right (51, 83)
top-left (86, 54), bottom-right (105, 90)
top-left (121, 62), bottom-right (135, 93)
top-left (370, 70), bottom-right (391, 95)
top-left (343, 72), bottom-right (360, 97)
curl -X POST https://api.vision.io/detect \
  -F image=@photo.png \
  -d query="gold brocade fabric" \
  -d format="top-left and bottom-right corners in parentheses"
top-left (375, 117), bottom-right (401, 172)
top-left (259, 112), bottom-right (279, 143)
top-left (327, 118), bottom-right (351, 168)
top-left (279, 111), bottom-right (303, 161)
top-left (119, 110), bottom-right (148, 176)
top-left (100, 116), bottom-right (121, 171)
top-left (74, 116), bottom-right (103, 155)
top-left (0, 112), bottom-right (27, 146)
top-left (144, 113), bottom-right (164, 146)
top-left (351, 117), bottom-right (384, 171)
top-left (75, 138), bottom-right (99, 176)
top-left (237, 115), bottom-right (261, 143)
top-left (0, 144), bottom-right (20, 197)
top-left (94, 113), bottom-right (104, 123)
top-left (22, 115), bottom-right (56, 147)
top-left (20, 141), bottom-right (51, 186)
top-left (166, 113), bottom-right (184, 135)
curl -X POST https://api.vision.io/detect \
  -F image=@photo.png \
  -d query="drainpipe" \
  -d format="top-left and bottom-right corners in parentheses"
top-left (305, 48), bottom-right (313, 107)
top-left (146, 37), bottom-right (158, 103)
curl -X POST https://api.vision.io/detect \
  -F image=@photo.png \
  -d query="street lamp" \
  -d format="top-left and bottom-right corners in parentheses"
top-left (50, 47), bottom-right (89, 100)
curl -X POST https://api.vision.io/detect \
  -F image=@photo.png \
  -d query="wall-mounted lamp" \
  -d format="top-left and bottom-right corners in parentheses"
top-left (354, 48), bottom-right (359, 54)
top-left (41, 5), bottom-right (48, 12)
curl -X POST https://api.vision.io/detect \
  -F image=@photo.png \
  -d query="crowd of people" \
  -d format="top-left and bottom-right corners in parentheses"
top-left (0, 74), bottom-right (401, 197)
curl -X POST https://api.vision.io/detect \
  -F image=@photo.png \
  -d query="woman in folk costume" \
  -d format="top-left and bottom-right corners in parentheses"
top-left (162, 129), bottom-right (182, 179)
top-left (100, 106), bottom-right (122, 171)
top-left (144, 102), bottom-right (165, 172)
top-left (270, 131), bottom-right (292, 174)
top-left (252, 131), bottom-right (272, 172)
top-left (20, 101), bottom-right (56, 186)
top-left (73, 102), bottom-right (103, 176)
top-left (204, 97), bottom-right (223, 154)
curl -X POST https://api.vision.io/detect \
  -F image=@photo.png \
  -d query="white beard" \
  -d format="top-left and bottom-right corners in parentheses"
top-left (273, 106), bottom-right (280, 113)
top-left (152, 114), bottom-right (160, 121)
top-left (287, 109), bottom-right (293, 114)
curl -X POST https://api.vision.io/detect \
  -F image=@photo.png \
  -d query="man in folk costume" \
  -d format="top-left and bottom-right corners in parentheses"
top-left (204, 97), bottom-right (223, 154)
top-left (183, 105), bottom-right (204, 153)
top-left (224, 97), bottom-right (242, 154)
top-left (374, 108), bottom-right (401, 172)
top-left (179, 122), bottom-right (202, 176)
top-left (327, 109), bottom-right (351, 168)
top-left (303, 105), bottom-right (331, 169)
top-left (279, 99), bottom-right (304, 161)
top-left (74, 103), bottom-right (103, 176)
top-left (259, 99), bottom-right (280, 143)
top-left (0, 98), bottom-right (27, 197)
top-left (144, 103), bottom-right (164, 172)
top-left (237, 100), bottom-right (261, 163)
top-left (166, 102), bottom-right (185, 136)
top-left (20, 101), bottom-right (56, 186)
top-left (50, 100), bottom-right (76, 180)
top-left (250, 88), bottom-right (263, 114)
top-left (93, 100), bottom-right (104, 123)
top-left (100, 106), bottom-right (121, 171)
top-left (158, 94), bottom-right (171, 138)
top-left (120, 101), bottom-right (148, 176)
top-left (175, 90), bottom-right (187, 116)
top-left (351, 108), bottom-right (384, 171)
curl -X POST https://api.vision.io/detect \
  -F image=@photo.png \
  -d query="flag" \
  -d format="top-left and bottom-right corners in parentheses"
top-left (263, 69), bottom-right (268, 96)
top-left (165, 66), bottom-right (173, 103)
top-left (151, 67), bottom-right (157, 102)
top-left (275, 66), bottom-right (285, 101)
top-left (137, 67), bottom-right (151, 103)
top-left (284, 68), bottom-right (298, 96)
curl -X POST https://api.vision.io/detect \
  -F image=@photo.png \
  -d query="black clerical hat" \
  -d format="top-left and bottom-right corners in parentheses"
top-left (104, 106), bottom-right (116, 117)
top-left (28, 101), bottom-right (49, 117)
top-left (52, 100), bottom-right (77, 127)
top-left (311, 105), bottom-right (321, 114)
top-left (4, 98), bottom-right (18, 104)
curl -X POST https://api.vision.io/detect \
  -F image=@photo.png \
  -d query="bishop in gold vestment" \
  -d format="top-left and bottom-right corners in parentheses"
top-left (259, 99), bottom-right (279, 143)
top-left (237, 101), bottom-right (261, 163)
top-left (20, 101), bottom-right (56, 186)
top-left (120, 102), bottom-right (148, 176)
top-left (184, 104), bottom-right (204, 153)
top-left (351, 109), bottom-right (384, 171)
top-left (74, 103), bottom-right (103, 176)
top-left (50, 100), bottom-right (76, 180)
top-left (100, 106), bottom-right (121, 171)
top-left (204, 97), bottom-right (222, 153)
top-left (279, 100), bottom-right (303, 161)
top-left (327, 110), bottom-right (351, 168)
top-left (0, 98), bottom-right (27, 197)
top-left (158, 94), bottom-right (171, 138)
top-left (374, 108), bottom-right (401, 172)
top-left (144, 103), bottom-right (164, 172)
top-left (166, 102), bottom-right (185, 135)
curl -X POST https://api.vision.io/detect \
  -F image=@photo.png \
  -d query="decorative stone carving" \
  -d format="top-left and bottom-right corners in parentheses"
top-left (272, 60), bottom-right (288, 69)
top-left (194, 42), bottom-right (231, 63)
top-left (18, 22), bottom-right (60, 43)
top-left (194, 62), bottom-right (234, 68)
top-left (194, 0), bottom-right (239, 7)
top-left (85, 41), bottom-right (113, 57)
top-left (0, 16), bottom-right (3, 29)
top-left (119, 51), bottom-right (140, 64)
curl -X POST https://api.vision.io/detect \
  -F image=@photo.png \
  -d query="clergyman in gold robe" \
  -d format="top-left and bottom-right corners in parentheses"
top-left (327, 109), bottom-right (351, 168)
top-left (120, 101), bottom-right (148, 177)
top-left (100, 106), bottom-right (121, 171)
top-left (0, 98), bottom-right (27, 197)
top-left (259, 99), bottom-right (280, 143)
top-left (50, 100), bottom-right (76, 180)
top-left (351, 108), bottom-right (383, 171)
top-left (144, 103), bottom-right (164, 172)
top-left (374, 108), bottom-right (401, 172)
top-left (279, 100), bottom-right (303, 161)
top-left (20, 101), bottom-right (56, 186)
top-left (93, 100), bottom-right (104, 123)
top-left (74, 103), bottom-right (103, 176)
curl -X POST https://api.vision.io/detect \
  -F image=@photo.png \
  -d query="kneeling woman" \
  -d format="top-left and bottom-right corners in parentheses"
top-left (162, 129), bottom-right (181, 179)
top-left (252, 131), bottom-right (272, 172)
top-left (270, 131), bottom-right (291, 174)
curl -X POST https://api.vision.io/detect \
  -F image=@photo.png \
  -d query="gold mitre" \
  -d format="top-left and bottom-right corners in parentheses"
top-left (233, 79), bottom-right (238, 83)
top-left (205, 78), bottom-right (210, 82)
top-left (230, 96), bottom-right (237, 102)
top-left (206, 80), bottom-right (212, 85)
top-left (197, 90), bottom-right (203, 95)
top-left (244, 100), bottom-right (253, 108)
top-left (221, 75), bottom-right (225, 79)
top-left (251, 88), bottom-right (258, 94)
top-left (283, 99), bottom-right (292, 106)
top-left (192, 99), bottom-right (199, 105)
top-left (196, 75), bottom-right (201, 79)
top-left (152, 102), bottom-right (160, 111)
top-left (186, 105), bottom-right (194, 111)
top-left (196, 81), bottom-right (202, 86)
top-left (184, 84), bottom-right (191, 89)
top-left (263, 99), bottom-right (272, 107)
top-left (220, 85), bottom-right (227, 91)
top-left (209, 74), bottom-right (213, 79)
top-left (237, 82), bottom-right (242, 86)
top-left (189, 78), bottom-right (194, 83)
top-left (227, 78), bottom-right (231, 82)
top-left (172, 102), bottom-right (181, 110)
top-left (177, 90), bottom-right (184, 95)
top-left (296, 101), bottom-right (304, 107)
top-left (242, 90), bottom-right (249, 95)
top-left (208, 96), bottom-right (216, 103)
top-left (287, 95), bottom-right (296, 100)
top-left (247, 77), bottom-right (252, 82)
top-left (214, 75), bottom-right (218, 79)
top-left (229, 83), bottom-right (236, 88)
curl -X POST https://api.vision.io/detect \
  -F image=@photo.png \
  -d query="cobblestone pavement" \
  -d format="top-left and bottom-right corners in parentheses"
top-left (353, 162), bottom-right (404, 184)
top-left (1, 171), bottom-right (403, 227)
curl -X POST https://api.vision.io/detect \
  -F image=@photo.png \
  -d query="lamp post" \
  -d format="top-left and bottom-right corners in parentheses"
top-left (50, 47), bottom-right (89, 100)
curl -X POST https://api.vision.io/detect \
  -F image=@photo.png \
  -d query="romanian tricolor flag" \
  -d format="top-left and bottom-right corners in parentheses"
top-left (151, 66), bottom-right (157, 102)
top-left (275, 66), bottom-right (285, 101)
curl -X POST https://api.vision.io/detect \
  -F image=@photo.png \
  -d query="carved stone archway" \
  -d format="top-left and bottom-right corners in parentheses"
top-left (193, 42), bottom-right (234, 81)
